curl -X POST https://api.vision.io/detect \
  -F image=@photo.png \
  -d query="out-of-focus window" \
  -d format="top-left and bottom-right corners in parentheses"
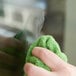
top-left (13, 10), bottom-right (23, 23)
top-left (0, 0), bottom-right (4, 17)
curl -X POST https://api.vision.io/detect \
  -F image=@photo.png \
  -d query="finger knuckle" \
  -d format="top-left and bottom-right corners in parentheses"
top-left (26, 65), bottom-right (33, 76)
top-left (39, 49), bottom-right (46, 58)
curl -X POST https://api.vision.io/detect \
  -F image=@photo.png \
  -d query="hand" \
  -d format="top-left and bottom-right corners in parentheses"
top-left (24, 47), bottom-right (76, 76)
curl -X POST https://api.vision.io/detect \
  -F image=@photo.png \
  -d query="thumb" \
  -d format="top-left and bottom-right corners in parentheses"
top-left (32, 47), bottom-right (67, 71)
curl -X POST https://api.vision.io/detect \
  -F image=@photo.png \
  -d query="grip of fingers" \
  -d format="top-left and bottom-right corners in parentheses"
top-left (26, 35), bottom-right (68, 71)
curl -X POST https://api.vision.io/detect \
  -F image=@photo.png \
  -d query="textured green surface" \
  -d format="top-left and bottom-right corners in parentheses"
top-left (26, 35), bottom-right (68, 71)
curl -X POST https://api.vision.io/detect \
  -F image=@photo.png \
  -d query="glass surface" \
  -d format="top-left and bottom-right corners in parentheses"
top-left (0, 0), bottom-right (46, 76)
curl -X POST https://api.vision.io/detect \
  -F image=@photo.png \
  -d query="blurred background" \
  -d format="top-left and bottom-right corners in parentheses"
top-left (0, 0), bottom-right (76, 76)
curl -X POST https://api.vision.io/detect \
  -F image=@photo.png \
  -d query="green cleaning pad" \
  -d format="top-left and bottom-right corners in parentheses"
top-left (26, 35), bottom-right (68, 71)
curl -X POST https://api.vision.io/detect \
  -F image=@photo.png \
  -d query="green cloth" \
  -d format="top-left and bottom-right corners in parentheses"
top-left (26, 35), bottom-right (68, 71)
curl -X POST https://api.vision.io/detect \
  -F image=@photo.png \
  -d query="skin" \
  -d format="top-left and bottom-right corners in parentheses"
top-left (24, 47), bottom-right (76, 76)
